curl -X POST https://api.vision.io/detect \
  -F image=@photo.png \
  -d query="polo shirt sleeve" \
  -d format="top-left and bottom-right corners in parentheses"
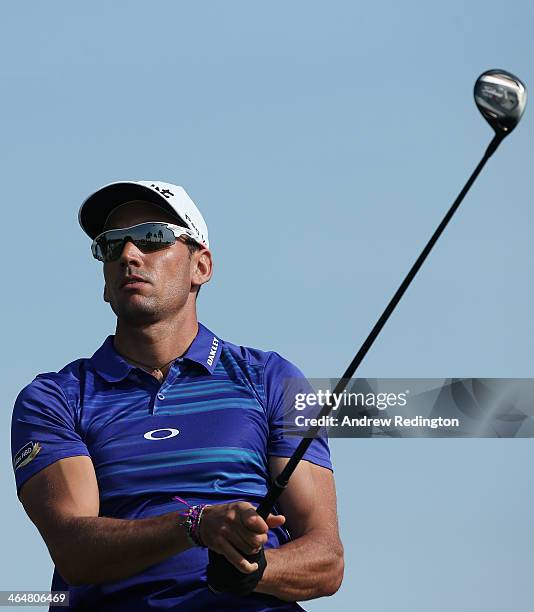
top-left (11, 376), bottom-right (91, 498)
top-left (263, 352), bottom-right (332, 471)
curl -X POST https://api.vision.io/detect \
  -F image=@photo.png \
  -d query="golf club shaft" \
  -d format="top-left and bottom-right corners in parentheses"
top-left (255, 132), bottom-right (503, 519)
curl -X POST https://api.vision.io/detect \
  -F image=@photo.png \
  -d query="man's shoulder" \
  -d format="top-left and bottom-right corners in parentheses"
top-left (17, 355), bottom-right (93, 404)
top-left (221, 338), bottom-right (274, 366)
top-left (220, 338), bottom-right (305, 379)
top-left (37, 355), bottom-right (91, 384)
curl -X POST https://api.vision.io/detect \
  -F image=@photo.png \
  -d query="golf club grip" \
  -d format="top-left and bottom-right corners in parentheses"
top-left (207, 548), bottom-right (265, 594)
top-left (253, 133), bottom-right (503, 519)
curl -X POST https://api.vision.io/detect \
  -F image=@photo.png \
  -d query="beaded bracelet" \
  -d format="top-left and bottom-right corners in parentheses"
top-left (173, 495), bottom-right (209, 547)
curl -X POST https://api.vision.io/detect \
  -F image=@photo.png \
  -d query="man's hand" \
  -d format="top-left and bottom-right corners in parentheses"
top-left (199, 502), bottom-right (285, 573)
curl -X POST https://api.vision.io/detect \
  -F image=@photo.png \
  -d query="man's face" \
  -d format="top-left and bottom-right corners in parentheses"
top-left (102, 200), bottom-right (212, 324)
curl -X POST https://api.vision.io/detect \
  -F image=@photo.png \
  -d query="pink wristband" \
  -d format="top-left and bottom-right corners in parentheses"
top-left (173, 496), bottom-right (209, 547)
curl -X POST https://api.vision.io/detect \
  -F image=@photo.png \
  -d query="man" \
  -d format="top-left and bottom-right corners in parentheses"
top-left (11, 180), bottom-right (344, 611)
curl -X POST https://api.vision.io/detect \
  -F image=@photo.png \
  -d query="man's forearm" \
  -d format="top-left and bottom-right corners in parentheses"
top-left (51, 511), bottom-right (192, 585)
top-left (254, 529), bottom-right (344, 601)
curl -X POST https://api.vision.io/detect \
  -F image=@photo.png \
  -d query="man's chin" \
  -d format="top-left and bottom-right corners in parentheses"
top-left (110, 301), bottom-right (160, 324)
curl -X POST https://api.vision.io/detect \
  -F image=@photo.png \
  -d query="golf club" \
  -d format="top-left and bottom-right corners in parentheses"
top-left (207, 68), bottom-right (527, 592)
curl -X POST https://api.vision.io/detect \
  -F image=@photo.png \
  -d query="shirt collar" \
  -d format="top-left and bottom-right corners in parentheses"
top-left (183, 322), bottom-right (223, 374)
top-left (89, 322), bottom-right (223, 383)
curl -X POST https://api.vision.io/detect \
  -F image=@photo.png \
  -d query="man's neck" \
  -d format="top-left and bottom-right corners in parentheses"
top-left (113, 312), bottom-right (199, 372)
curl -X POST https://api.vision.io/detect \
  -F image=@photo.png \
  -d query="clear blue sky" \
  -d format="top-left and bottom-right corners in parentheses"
top-left (2, 1), bottom-right (534, 610)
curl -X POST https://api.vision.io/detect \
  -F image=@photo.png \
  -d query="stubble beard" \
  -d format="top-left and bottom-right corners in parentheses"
top-left (110, 293), bottom-right (163, 326)
top-left (110, 287), bottom-right (192, 327)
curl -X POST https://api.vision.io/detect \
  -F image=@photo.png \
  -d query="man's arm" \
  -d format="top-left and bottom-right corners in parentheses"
top-left (19, 455), bottom-right (195, 585)
top-left (20, 455), bottom-right (279, 586)
top-left (253, 457), bottom-right (344, 601)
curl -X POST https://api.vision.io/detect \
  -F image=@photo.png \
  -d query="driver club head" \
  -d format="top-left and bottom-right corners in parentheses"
top-left (474, 69), bottom-right (527, 136)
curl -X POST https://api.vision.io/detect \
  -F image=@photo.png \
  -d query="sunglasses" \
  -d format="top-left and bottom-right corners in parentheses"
top-left (91, 222), bottom-right (200, 263)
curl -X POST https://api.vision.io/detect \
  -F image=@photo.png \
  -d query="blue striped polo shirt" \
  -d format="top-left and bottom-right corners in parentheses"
top-left (11, 322), bottom-right (332, 611)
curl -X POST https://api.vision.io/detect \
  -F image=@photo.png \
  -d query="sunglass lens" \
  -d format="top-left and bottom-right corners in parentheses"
top-left (95, 223), bottom-right (177, 262)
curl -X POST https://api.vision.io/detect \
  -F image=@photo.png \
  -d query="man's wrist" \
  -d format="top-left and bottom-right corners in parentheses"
top-left (177, 517), bottom-right (197, 548)
top-left (252, 547), bottom-right (275, 595)
top-left (176, 504), bottom-right (210, 547)
top-left (252, 548), bottom-right (296, 601)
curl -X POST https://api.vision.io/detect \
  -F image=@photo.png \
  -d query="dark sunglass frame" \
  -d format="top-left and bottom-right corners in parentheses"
top-left (91, 222), bottom-right (199, 262)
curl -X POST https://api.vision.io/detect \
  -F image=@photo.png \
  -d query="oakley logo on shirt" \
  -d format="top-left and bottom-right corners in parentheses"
top-left (207, 337), bottom-right (219, 366)
top-left (143, 428), bottom-right (180, 441)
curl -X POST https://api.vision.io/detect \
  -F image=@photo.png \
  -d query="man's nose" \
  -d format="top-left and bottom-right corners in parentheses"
top-left (118, 238), bottom-right (143, 264)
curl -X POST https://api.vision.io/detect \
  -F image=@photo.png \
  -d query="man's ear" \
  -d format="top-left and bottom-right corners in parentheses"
top-left (192, 249), bottom-right (213, 290)
top-left (103, 284), bottom-right (110, 303)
